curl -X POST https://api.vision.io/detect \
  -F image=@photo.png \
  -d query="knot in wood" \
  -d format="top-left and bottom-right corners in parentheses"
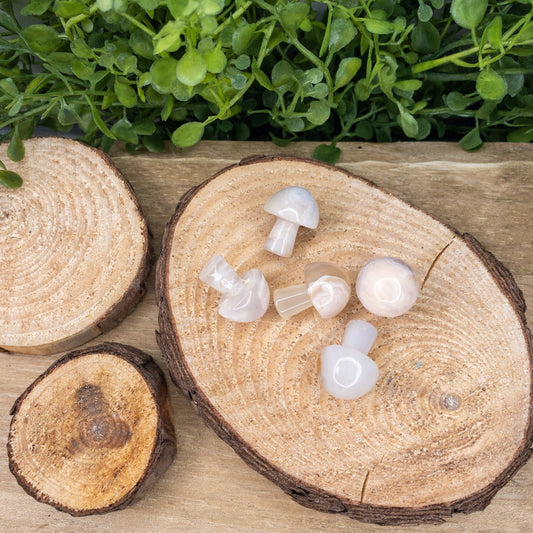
top-left (75, 384), bottom-right (130, 449)
top-left (440, 392), bottom-right (461, 411)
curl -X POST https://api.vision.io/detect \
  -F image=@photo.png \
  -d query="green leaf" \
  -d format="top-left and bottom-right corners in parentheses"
top-left (21, 0), bottom-right (54, 16)
top-left (58, 103), bottom-right (81, 125)
top-left (7, 133), bottom-right (25, 162)
top-left (280, 2), bottom-right (310, 32)
top-left (445, 91), bottom-right (472, 111)
top-left (114, 79), bottom-right (138, 108)
top-left (171, 122), bottom-right (204, 147)
top-left (143, 136), bottom-right (166, 153)
top-left (363, 18), bottom-right (396, 35)
top-left (418, 3), bottom-right (433, 22)
top-left (232, 55), bottom-right (251, 71)
top-left (411, 22), bottom-right (440, 53)
top-left (0, 11), bottom-right (20, 33)
top-left (21, 24), bottom-right (61, 53)
top-left (334, 57), bottom-right (362, 89)
top-left (71, 59), bottom-right (95, 80)
top-left (116, 53), bottom-right (137, 75)
top-left (133, 117), bottom-right (156, 135)
top-left (150, 57), bottom-right (179, 94)
top-left (153, 21), bottom-right (184, 54)
top-left (130, 29), bottom-right (154, 59)
top-left (271, 61), bottom-right (294, 87)
top-left (399, 111), bottom-right (419, 138)
top-left (285, 117), bottom-right (305, 132)
top-left (476, 68), bottom-right (507, 101)
top-left (0, 169), bottom-right (23, 188)
top-left (329, 18), bottom-right (357, 53)
top-left (305, 83), bottom-right (329, 99)
top-left (450, 0), bottom-right (488, 30)
top-left (53, 0), bottom-right (86, 18)
top-left (71, 38), bottom-right (94, 59)
top-left (167, 0), bottom-right (192, 17)
top-left (313, 144), bottom-right (341, 165)
top-left (111, 117), bottom-right (138, 145)
top-left (0, 78), bottom-right (18, 97)
top-left (96, 0), bottom-right (113, 11)
top-left (414, 117), bottom-right (431, 140)
top-left (507, 127), bottom-right (533, 143)
top-left (251, 60), bottom-right (274, 91)
top-left (201, 0), bottom-right (224, 15)
top-left (232, 23), bottom-right (255, 55)
top-left (177, 50), bottom-right (207, 87)
top-left (160, 95), bottom-right (173, 121)
top-left (394, 79), bottom-right (423, 91)
top-left (203, 46), bottom-right (227, 73)
top-left (486, 15), bottom-right (502, 50)
top-left (307, 101), bottom-right (330, 125)
top-left (459, 127), bottom-right (483, 151)
top-left (354, 78), bottom-right (372, 101)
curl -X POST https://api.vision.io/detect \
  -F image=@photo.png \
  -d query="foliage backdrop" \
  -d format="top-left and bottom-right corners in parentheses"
top-left (0, 0), bottom-right (532, 170)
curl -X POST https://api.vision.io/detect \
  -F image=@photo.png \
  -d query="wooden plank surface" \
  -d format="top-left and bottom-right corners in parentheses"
top-left (1, 141), bottom-right (532, 532)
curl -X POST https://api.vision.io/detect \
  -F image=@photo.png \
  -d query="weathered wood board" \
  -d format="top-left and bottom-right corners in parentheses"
top-left (1, 141), bottom-right (532, 532)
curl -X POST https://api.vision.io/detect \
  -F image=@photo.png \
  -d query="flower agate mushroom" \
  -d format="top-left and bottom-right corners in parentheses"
top-left (264, 186), bottom-right (319, 257)
top-left (320, 320), bottom-right (379, 400)
top-left (199, 255), bottom-right (270, 323)
top-left (274, 262), bottom-right (351, 319)
top-left (356, 257), bottom-right (418, 317)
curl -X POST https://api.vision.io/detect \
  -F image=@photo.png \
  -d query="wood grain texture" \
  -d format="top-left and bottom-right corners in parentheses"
top-left (1, 141), bottom-right (532, 532)
top-left (156, 156), bottom-right (531, 524)
top-left (0, 137), bottom-right (151, 354)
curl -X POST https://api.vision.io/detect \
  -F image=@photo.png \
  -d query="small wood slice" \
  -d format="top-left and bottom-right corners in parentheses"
top-left (7, 342), bottom-right (176, 515)
top-left (156, 156), bottom-right (533, 525)
top-left (0, 137), bottom-right (151, 355)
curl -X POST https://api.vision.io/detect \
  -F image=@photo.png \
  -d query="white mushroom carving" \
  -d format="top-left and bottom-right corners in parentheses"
top-left (320, 320), bottom-right (379, 400)
top-left (356, 257), bottom-right (419, 317)
top-left (274, 262), bottom-right (351, 319)
top-left (264, 186), bottom-right (319, 257)
top-left (199, 255), bottom-right (270, 322)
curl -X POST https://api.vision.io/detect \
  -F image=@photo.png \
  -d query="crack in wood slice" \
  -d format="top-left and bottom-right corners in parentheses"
top-left (0, 137), bottom-right (151, 354)
top-left (156, 156), bottom-right (532, 525)
top-left (7, 342), bottom-right (176, 515)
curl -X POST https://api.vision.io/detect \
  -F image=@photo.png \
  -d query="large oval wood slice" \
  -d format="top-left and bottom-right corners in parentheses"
top-left (0, 137), bottom-right (151, 355)
top-left (7, 342), bottom-right (176, 515)
top-left (156, 156), bottom-right (532, 525)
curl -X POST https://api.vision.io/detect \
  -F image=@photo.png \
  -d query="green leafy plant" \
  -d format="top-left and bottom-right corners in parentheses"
top-left (1, 0), bottom-right (532, 167)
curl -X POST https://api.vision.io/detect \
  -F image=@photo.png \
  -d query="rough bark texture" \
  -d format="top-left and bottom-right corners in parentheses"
top-left (7, 342), bottom-right (176, 516)
top-left (156, 155), bottom-right (533, 525)
top-left (0, 137), bottom-right (152, 355)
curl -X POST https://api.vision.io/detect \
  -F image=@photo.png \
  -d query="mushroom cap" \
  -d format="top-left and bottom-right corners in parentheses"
top-left (320, 345), bottom-right (379, 400)
top-left (356, 257), bottom-right (418, 318)
top-left (307, 275), bottom-right (351, 319)
top-left (264, 186), bottom-right (319, 229)
top-left (218, 269), bottom-right (270, 322)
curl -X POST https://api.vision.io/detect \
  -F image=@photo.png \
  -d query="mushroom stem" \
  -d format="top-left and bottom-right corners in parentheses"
top-left (264, 218), bottom-right (299, 258)
top-left (273, 283), bottom-right (312, 319)
top-left (342, 320), bottom-right (378, 355)
top-left (199, 255), bottom-right (241, 294)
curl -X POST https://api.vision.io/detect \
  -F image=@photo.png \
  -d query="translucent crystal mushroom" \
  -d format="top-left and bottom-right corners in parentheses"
top-left (356, 257), bottom-right (419, 318)
top-left (264, 186), bottom-right (319, 257)
top-left (199, 255), bottom-right (270, 323)
top-left (320, 320), bottom-right (379, 400)
top-left (274, 262), bottom-right (351, 319)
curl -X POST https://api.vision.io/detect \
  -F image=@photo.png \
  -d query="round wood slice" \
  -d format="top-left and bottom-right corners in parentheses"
top-left (7, 342), bottom-right (176, 515)
top-left (156, 156), bottom-right (533, 525)
top-left (0, 137), bottom-right (151, 355)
